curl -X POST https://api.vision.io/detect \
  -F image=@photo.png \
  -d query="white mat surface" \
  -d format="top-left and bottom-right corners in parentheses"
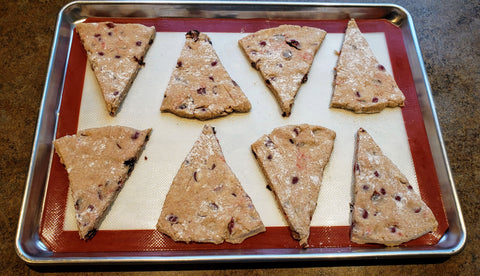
top-left (63, 31), bottom-right (416, 230)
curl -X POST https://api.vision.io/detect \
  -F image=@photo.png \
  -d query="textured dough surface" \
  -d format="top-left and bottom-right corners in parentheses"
top-left (330, 19), bottom-right (405, 113)
top-left (239, 25), bottom-right (326, 116)
top-left (76, 22), bottom-right (156, 116)
top-left (160, 30), bottom-right (251, 120)
top-left (53, 126), bottom-right (152, 239)
top-left (157, 125), bottom-right (265, 244)
top-left (251, 124), bottom-right (336, 246)
top-left (351, 128), bottom-right (437, 246)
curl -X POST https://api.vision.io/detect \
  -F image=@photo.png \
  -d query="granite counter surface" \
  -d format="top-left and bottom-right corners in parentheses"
top-left (1, 0), bottom-right (478, 275)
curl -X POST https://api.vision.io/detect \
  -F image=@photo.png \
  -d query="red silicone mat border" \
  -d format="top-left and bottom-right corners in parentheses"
top-left (40, 18), bottom-right (448, 253)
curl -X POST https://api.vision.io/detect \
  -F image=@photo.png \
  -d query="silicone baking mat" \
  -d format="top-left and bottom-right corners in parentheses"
top-left (40, 18), bottom-right (448, 253)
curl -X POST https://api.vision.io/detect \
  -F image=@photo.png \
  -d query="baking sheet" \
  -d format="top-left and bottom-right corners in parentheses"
top-left (63, 31), bottom-right (415, 231)
top-left (16, 1), bottom-right (465, 264)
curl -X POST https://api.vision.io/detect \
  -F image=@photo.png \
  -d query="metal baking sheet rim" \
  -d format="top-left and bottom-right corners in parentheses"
top-left (16, 1), bottom-right (466, 265)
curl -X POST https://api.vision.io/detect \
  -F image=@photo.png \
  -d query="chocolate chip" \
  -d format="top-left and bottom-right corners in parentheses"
top-left (291, 176), bottom-right (299, 184)
top-left (177, 61), bottom-right (183, 68)
top-left (374, 171), bottom-right (380, 177)
top-left (211, 60), bottom-right (218, 66)
top-left (267, 154), bottom-right (272, 160)
top-left (115, 55), bottom-right (121, 59)
top-left (106, 22), bottom-right (115, 28)
top-left (377, 64), bottom-right (386, 71)
top-left (136, 41), bottom-right (142, 46)
top-left (414, 207), bottom-right (422, 213)
top-left (266, 185), bottom-right (272, 191)
top-left (380, 188), bottom-right (386, 195)
top-left (193, 171), bottom-right (198, 182)
top-left (259, 41), bottom-right (266, 46)
top-left (98, 52), bottom-right (104, 56)
top-left (372, 97), bottom-right (379, 103)
top-left (395, 195), bottom-right (402, 201)
top-left (178, 103), bottom-right (187, 109)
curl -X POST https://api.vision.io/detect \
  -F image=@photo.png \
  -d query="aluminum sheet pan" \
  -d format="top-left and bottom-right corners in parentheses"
top-left (16, 1), bottom-right (466, 265)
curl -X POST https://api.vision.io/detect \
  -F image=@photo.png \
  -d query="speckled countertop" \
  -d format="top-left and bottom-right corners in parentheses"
top-left (1, 0), bottom-right (478, 274)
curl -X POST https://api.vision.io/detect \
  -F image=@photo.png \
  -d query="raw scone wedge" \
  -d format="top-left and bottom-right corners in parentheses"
top-left (160, 30), bottom-right (251, 120)
top-left (53, 126), bottom-right (152, 239)
top-left (157, 125), bottom-right (265, 244)
top-left (351, 128), bottom-right (438, 246)
top-left (76, 22), bottom-right (156, 116)
top-left (330, 19), bottom-right (405, 113)
top-left (239, 25), bottom-right (326, 116)
top-left (251, 124), bottom-right (336, 246)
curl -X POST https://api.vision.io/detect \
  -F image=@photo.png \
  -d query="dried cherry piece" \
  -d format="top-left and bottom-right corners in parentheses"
top-left (167, 214), bottom-right (179, 224)
top-left (131, 131), bottom-right (140, 140)
top-left (362, 209), bottom-right (369, 219)
top-left (227, 217), bottom-right (235, 234)
top-left (286, 39), bottom-right (301, 49)
top-left (197, 87), bottom-right (206, 95)
top-left (301, 74), bottom-right (308, 83)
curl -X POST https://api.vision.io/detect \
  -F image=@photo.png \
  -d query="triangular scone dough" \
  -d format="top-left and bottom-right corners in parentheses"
top-left (76, 22), bottom-right (156, 116)
top-left (160, 30), bottom-right (251, 120)
top-left (157, 125), bottom-right (265, 244)
top-left (239, 25), bottom-right (326, 116)
top-left (251, 124), bottom-right (336, 246)
top-left (53, 126), bottom-right (152, 239)
top-left (351, 128), bottom-right (438, 246)
top-left (330, 19), bottom-right (405, 113)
